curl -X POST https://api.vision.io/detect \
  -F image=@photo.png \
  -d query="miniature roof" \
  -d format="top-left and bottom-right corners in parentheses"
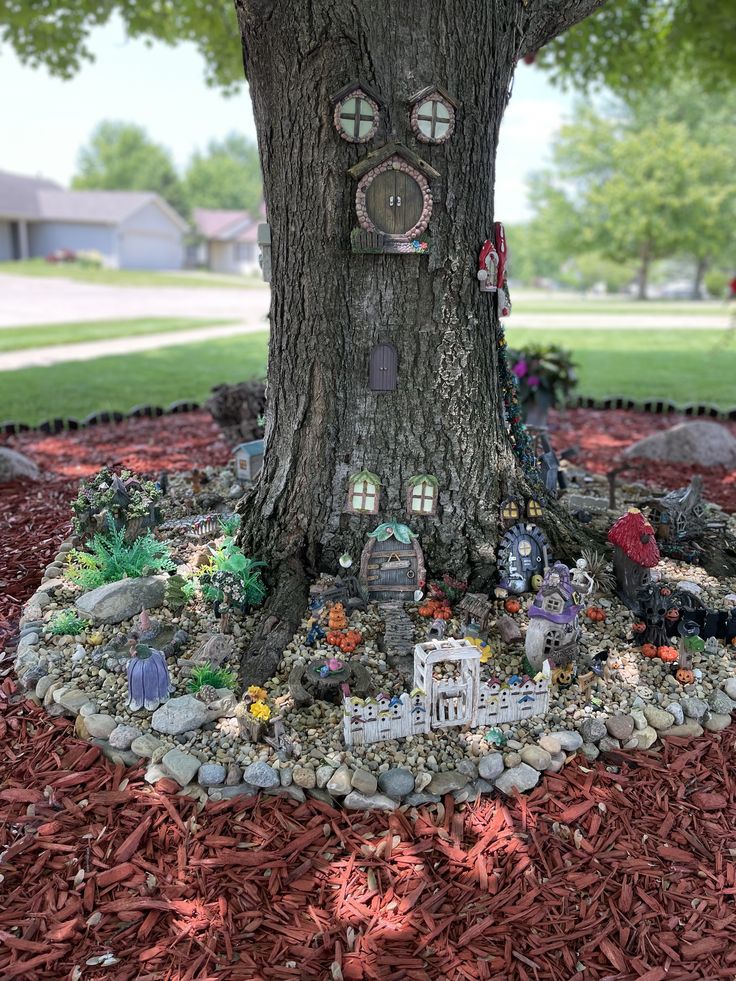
top-left (607, 508), bottom-right (661, 567)
top-left (458, 592), bottom-right (493, 617)
top-left (331, 79), bottom-right (384, 106)
top-left (408, 84), bottom-right (460, 109)
top-left (528, 562), bottom-right (581, 624)
top-left (233, 439), bottom-right (264, 456)
top-left (347, 143), bottom-right (440, 181)
top-left (646, 475), bottom-right (705, 513)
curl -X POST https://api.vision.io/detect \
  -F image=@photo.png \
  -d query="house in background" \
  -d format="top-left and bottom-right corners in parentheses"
top-left (0, 169), bottom-right (188, 270)
top-left (191, 208), bottom-right (261, 275)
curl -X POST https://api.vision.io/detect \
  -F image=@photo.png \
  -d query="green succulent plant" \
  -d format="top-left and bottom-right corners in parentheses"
top-left (48, 609), bottom-right (89, 636)
top-left (187, 663), bottom-right (238, 694)
top-left (66, 519), bottom-right (174, 590)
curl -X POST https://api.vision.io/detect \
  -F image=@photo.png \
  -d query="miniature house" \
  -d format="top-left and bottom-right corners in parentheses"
top-left (525, 563), bottom-right (582, 672)
top-left (607, 508), bottom-right (661, 608)
top-left (348, 143), bottom-right (439, 255)
top-left (457, 592), bottom-right (495, 636)
top-left (233, 439), bottom-right (265, 482)
top-left (359, 521), bottom-right (425, 601)
top-left (642, 476), bottom-right (725, 546)
top-left (498, 522), bottom-right (550, 594)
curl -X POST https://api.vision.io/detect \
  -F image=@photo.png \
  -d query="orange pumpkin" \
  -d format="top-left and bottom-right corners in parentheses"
top-left (504, 598), bottom-right (521, 614)
top-left (657, 645), bottom-right (679, 663)
top-left (586, 606), bottom-right (606, 623)
top-left (640, 643), bottom-right (657, 659)
top-left (675, 667), bottom-right (695, 685)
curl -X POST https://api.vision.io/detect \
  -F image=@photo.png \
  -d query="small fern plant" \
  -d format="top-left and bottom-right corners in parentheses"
top-left (187, 663), bottom-right (238, 694)
top-left (66, 520), bottom-right (175, 590)
top-left (48, 609), bottom-right (89, 636)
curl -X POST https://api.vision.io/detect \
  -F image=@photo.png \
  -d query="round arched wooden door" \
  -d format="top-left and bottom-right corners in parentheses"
top-left (365, 170), bottom-right (423, 235)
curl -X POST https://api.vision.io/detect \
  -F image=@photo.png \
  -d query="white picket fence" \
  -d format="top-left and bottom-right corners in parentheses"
top-left (343, 676), bottom-right (550, 747)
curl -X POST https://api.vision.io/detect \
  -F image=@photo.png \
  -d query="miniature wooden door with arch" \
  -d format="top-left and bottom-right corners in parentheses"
top-left (369, 343), bottom-right (398, 391)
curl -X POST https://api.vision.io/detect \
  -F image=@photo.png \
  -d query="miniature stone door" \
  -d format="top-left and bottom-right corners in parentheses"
top-left (360, 534), bottom-right (424, 600)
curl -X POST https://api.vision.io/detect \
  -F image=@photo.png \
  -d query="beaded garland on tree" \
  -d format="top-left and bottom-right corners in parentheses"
top-left (497, 322), bottom-right (540, 480)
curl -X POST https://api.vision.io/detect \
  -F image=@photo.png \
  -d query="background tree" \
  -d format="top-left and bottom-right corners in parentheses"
top-left (184, 134), bottom-right (262, 213)
top-left (73, 121), bottom-right (189, 217)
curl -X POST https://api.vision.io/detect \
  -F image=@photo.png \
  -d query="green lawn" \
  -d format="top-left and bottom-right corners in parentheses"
top-left (0, 259), bottom-right (265, 289)
top-left (507, 327), bottom-right (736, 406)
top-left (1, 326), bottom-right (734, 425)
top-left (0, 332), bottom-right (269, 424)
top-left (0, 318), bottom-right (238, 353)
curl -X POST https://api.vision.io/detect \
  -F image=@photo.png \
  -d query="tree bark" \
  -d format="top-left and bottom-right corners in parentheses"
top-left (636, 250), bottom-right (650, 301)
top-left (692, 256), bottom-right (708, 300)
top-left (233, 0), bottom-right (603, 683)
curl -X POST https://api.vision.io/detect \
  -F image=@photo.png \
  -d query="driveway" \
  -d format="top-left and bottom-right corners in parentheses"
top-left (0, 274), bottom-right (270, 327)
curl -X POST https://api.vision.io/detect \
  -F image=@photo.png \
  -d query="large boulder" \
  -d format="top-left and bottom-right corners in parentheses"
top-left (623, 421), bottom-right (736, 467)
top-left (75, 575), bottom-right (167, 624)
top-left (150, 694), bottom-right (227, 735)
top-left (0, 448), bottom-right (41, 483)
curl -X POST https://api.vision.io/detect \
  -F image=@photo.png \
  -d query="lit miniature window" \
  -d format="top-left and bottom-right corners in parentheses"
top-left (335, 92), bottom-right (379, 143)
top-left (546, 595), bottom-right (563, 614)
top-left (410, 479), bottom-right (436, 515)
top-left (517, 540), bottom-right (532, 557)
top-left (501, 499), bottom-right (520, 522)
top-left (527, 499), bottom-right (543, 519)
top-left (348, 471), bottom-right (380, 514)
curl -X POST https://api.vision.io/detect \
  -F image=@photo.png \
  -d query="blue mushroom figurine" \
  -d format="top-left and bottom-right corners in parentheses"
top-left (127, 642), bottom-right (172, 712)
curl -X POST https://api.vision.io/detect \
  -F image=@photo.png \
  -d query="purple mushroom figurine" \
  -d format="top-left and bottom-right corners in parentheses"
top-left (127, 642), bottom-right (172, 711)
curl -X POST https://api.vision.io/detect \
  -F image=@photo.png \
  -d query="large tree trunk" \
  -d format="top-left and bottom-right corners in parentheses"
top-left (233, 0), bottom-right (606, 683)
top-left (636, 248), bottom-right (651, 301)
top-left (692, 256), bottom-right (708, 300)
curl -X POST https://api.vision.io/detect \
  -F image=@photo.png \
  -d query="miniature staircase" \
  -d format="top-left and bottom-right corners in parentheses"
top-left (379, 603), bottom-right (415, 683)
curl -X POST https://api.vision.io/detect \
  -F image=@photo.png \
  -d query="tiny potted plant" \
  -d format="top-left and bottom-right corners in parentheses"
top-left (507, 344), bottom-right (577, 428)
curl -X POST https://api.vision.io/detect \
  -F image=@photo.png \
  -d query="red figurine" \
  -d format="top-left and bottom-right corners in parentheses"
top-left (477, 239), bottom-right (499, 291)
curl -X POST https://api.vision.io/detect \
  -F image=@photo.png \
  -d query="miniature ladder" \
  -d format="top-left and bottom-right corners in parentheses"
top-left (379, 603), bottom-right (415, 659)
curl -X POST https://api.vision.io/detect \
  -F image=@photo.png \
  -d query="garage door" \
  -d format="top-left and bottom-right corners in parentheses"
top-left (118, 231), bottom-right (183, 270)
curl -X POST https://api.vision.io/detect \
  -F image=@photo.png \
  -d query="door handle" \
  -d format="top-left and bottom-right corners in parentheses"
top-left (389, 195), bottom-right (394, 207)
top-left (396, 196), bottom-right (402, 207)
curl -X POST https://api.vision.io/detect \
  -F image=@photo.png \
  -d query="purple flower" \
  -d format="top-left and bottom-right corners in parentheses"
top-left (512, 360), bottom-right (528, 378)
top-left (527, 375), bottom-right (541, 388)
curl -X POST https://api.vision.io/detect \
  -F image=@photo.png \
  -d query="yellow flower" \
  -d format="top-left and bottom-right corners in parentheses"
top-left (247, 685), bottom-right (268, 702)
top-left (249, 700), bottom-right (271, 722)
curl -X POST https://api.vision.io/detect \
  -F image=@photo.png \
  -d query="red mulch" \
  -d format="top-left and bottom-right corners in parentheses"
top-left (2, 408), bottom-right (736, 979)
top-left (552, 408), bottom-right (736, 513)
top-left (1, 677), bottom-right (735, 980)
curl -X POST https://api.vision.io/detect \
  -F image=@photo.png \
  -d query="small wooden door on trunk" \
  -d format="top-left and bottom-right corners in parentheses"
top-left (365, 171), bottom-right (424, 235)
top-left (369, 343), bottom-right (398, 391)
top-left (361, 536), bottom-right (424, 601)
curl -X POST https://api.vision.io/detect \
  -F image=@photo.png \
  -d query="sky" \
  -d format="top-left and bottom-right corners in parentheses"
top-left (0, 17), bottom-right (574, 223)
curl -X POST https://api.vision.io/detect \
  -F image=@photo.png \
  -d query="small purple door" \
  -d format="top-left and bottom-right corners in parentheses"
top-left (369, 343), bottom-right (398, 391)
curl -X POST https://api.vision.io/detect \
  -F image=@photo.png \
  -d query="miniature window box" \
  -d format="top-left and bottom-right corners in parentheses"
top-left (409, 86), bottom-right (459, 144)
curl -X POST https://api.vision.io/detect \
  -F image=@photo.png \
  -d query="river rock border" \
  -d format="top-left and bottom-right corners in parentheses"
top-left (11, 537), bottom-right (736, 811)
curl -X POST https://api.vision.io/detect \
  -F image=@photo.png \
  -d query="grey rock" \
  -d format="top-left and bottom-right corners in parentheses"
top-left (504, 751), bottom-right (522, 768)
top-left (413, 771), bottom-right (432, 793)
top-left (623, 420), bottom-right (736, 467)
top-left (580, 742), bottom-right (600, 761)
top-left (724, 678), bottom-right (736, 701)
top-left (130, 734), bottom-right (162, 758)
top-left (708, 690), bottom-right (736, 715)
top-left (208, 783), bottom-right (258, 801)
top-left (57, 688), bottom-right (91, 714)
top-left (150, 694), bottom-right (221, 735)
top-left (280, 766), bottom-right (293, 787)
top-left (677, 580), bottom-right (702, 597)
top-left (225, 763), bottom-right (243, 786)
top-left (162, 748), bottom-right (201, 787)
top-left (643, 705), bottom-right (674, 731)
top-left (403, 791), bottom-right (442, 806)
top-left (520, 745), bottom-right (551, 771)
top-left (580, 718), bottom-right (607, 744)
top-left (75, 575), bottom-right (167, 625)
top-left (605, 715), bottom-right (635, 741)
top-left (635, 726), bottom-right (659, 749)
top-left (378, 767), bottom-right (415, 799)
top-left (198, 763), bottom-right (227, 787)
top-left (456, 758), bottom-right (479, 781)
top-left (326, 764), bottom-right (353, 796)
top-left (427, 770), bottom-right (469, 796)
top-left (478, 752), bottom-right (505, 781)
top-left (548, 730), bottom-right (583, 752)
top-left (545, 751), bottom-right (566, 773)
top-left (539, 734), bottom-right (562, 755)
top-left (293, 765), bottom-right (316, 789)
top-left (662, 722), bottom-right (704, 739)
top-left (598, 736), bottom-right (621, 753)
top-left (316, 764), bottom-right (336, 788)
top-left (243, 762), bottom-right (279, 788)
top-left (35, 676), bottom-right (55, 699)
top-left (704, 713), bottom-right (731, 732)
top-left (665, 702), bottom-right (685, 726)
top-left (494, 763), bottom-right (540, 796)
top-left (497, 615), bottom-right (522, 644)
top-left (84, 713), bottom-right (117, 739)
top-left (108, 724), bottom-right (141, 750)
top-left (307, 788), bottom-right (337, 806)
top-left (144, 763), bottom-right (170, 784)
top-left (681, 697), bottom-right (708, 721)
top-left (351, 768), bottom-right (378, 795)
top-left (79, 702), bottom-right (98, 718)
top-left (264, 785), bottom-right (306, 803)
top-left (91, 739), bottom-right (139, 767)
top-left (18, 632), bottom-right (39, 651)
top-left (343, 791), bottom-right (398, 812)
top-left (474, 778), bottom-right (496, 794)
top-left (0, 447), bottom-right (41, 482)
